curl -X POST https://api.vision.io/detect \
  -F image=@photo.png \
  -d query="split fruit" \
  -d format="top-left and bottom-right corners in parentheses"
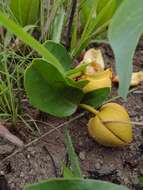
top-left (87, 103), bottom-right (132, 147)
top-left (82, 69), bottom-right (112, 93)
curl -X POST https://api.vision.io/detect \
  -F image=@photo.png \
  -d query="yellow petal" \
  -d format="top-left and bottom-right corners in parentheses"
top-left (82, 69), bottom-right (112, 93)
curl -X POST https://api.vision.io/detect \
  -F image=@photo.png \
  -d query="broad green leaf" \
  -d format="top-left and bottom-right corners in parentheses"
top-left (64, 128), bottom-right (82, 178)
top-left (44, 41), bottom-right (72, 71)
top-left (10, 0), bottom-right (40, 26)
top-left (24, 59), bottom-right (83, 117)
top-left (81, 88), bottom-right (110, 108)
top-left (108, 0), bottom-right (143, 98)
top-left (24, 178), bottom-right (129, 190)
top-left (0, 11), bottom-right (64, 73)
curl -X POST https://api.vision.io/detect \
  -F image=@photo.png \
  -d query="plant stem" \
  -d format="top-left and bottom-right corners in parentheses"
top-left (80, 104), bottom-right (98, 115)
top-left (66, 62), bottom-right (91, 77)
top-left (79, 105), bottom-right (143, 126)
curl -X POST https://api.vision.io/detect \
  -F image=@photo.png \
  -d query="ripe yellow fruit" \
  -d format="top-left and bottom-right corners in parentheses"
top-left (82, 69), bottom-right (112, 93)
top-left (88, 103), bottom-right (132, 147)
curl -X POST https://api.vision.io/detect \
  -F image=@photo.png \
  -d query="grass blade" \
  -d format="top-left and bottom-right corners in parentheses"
top-left (64, 127), bottom-right (82, 178)
top-left (0, 11), bottom-right (64, 73)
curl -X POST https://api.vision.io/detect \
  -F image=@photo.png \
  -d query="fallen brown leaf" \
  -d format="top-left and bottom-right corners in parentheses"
top-left (112, 71), bottom-right (143, 86)
top-left (83, 48), bottom-right (105, 70)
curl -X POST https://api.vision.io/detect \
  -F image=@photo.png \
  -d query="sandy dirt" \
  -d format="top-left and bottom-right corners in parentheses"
top-left (0, 41), bottom-right (143, 190)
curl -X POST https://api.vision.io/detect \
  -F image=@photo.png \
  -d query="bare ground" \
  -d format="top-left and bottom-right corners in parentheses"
top-left (0, 41), bottom-right (143, 190)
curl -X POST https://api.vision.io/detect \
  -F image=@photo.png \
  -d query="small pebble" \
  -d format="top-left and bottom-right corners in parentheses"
top-left (0, 171), bottom-right (4, 175)
top-left (139, 168), bottom-right (143, 175)
top-left (27, 154), bottom-right (31, 159)
top-left (95, 162), bottom-right (101, 170)
top-left (20, 172), bottom-right (24, 178)
top-left (79, 151), bottom-right (86, 160)
top-left (78, 141), bottom-right (83, 146)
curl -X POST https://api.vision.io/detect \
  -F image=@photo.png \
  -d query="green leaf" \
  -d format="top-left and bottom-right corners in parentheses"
top-left (52, 7), bottom-right (65, 43)
top-left (0, 11), bottom-right (64, 73)
top-left (86, 0), bottom-right (116, 36)
top-left (73, 0), bottom-right (116, 57)
top-left (96, 0), bottom-right (116, 27)
top-left (24, 178), bottom-right (129, 190)
top-left (24, 59), bottom-right (83, 117)
top-left (66, 78), bottom-right (89, 89)
top-left (10, 0), bottom-right (40, 26)
top-left (44, 41), bottom-right (72, 71)
top-left (116, 0), bottom-right (124, 7)
top-left (108, 0), bottom-right (143, 98)
top-left (81, 88), bottom-right (110, 108)
top-left (139, 176), bottom-right (143, 187)
top-left (64, 128), bottom-right (82, 178)
top-left (63, 166), bottom-right (75, 178)
top-left (80, 0), bottom-right (98, 26)
top-left (96, 0), bottom-right (109, 13)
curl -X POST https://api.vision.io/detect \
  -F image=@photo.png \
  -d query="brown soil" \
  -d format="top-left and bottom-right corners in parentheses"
top-left (0, 41), bottom-right (143, 190)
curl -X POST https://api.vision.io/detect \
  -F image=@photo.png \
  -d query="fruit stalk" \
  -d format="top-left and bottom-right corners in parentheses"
top-left (79, 104), bottom-right (98, 115)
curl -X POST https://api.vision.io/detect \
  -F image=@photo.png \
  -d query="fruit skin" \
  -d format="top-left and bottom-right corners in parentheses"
top-left (87, 103), bottom-right (132, 147)
top-left (82, 69), bottom-right (112, 93)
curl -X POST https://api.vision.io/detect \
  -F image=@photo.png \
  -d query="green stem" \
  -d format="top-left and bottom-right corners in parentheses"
top-left (68, 71), bottom-right (82, 79)
top-left (66, 62), bottom-right (92, 79)
top-left (80, 104), bottom-right (98, 115)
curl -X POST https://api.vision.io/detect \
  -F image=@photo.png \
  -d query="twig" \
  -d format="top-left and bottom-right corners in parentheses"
top-left (103, 120), bottom-right (143, 126)
top-left (0, 112), bottom-right (85, 166)
top-left (105, 87), bottom-right (138, 103)
top-left (65, 0), bottom-right (77, 49)
top-left (43, 145), bottom-right (58, 177)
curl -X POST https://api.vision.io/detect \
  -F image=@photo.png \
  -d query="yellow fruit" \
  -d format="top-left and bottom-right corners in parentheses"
top-left (82, 69), bottom-right (112, 93)
top-left (87, 103), bottom-right (132, 147)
